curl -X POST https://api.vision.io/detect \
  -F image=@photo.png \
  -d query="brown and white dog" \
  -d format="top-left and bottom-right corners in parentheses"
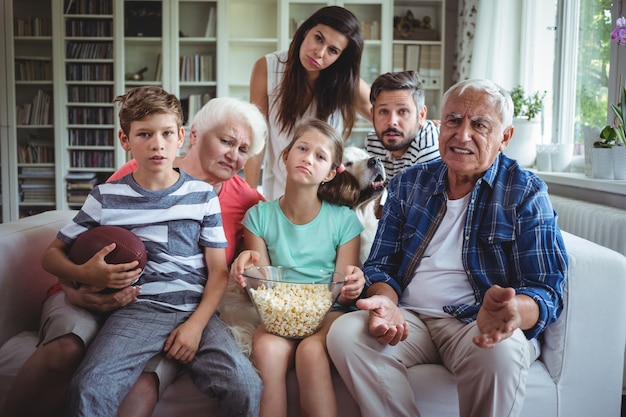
top-left (342, 146), bottom-right (387, 263)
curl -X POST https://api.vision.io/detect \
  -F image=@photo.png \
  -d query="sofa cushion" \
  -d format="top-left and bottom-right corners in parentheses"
top-left (0, 331), bottom-right (38, 407)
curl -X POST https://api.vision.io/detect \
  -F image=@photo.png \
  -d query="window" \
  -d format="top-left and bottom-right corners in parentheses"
top-left (553, 0), bottom-right (615, 153)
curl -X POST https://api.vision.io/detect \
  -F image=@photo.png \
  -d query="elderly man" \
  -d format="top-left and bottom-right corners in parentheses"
top-left (365, 70), bottom-right (440, 181)
top-left (327, 79), bottom-right (567, 417)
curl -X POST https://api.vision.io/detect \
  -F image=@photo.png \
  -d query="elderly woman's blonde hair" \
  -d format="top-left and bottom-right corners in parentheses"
top-left (188, 97), bottom-right (268, 156)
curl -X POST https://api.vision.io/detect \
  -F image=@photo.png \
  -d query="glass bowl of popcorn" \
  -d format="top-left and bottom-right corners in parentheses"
top-left (242, 266), bottom-right (345, 339)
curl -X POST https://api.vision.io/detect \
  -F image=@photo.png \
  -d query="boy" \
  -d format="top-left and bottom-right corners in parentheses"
top-left (41, 86), bottom-right (262, 416)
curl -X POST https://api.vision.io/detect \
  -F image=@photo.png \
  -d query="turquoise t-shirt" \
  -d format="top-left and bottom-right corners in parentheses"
top-left (243, 199), bottom-right (363, 272)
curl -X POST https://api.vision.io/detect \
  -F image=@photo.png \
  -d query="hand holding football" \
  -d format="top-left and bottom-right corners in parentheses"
top-left (68, 226), bottom-right (147, 293)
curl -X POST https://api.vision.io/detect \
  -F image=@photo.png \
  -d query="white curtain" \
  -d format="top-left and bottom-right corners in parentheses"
top-left (453, 0), bottom-right (554, 90)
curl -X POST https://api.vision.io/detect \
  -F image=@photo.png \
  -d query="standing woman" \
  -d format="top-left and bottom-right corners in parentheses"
top-left (246, 5), bottom-right (372, 201)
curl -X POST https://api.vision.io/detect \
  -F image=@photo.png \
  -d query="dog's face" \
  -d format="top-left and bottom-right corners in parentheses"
top-left (342, 147), bottom-right (386, 206)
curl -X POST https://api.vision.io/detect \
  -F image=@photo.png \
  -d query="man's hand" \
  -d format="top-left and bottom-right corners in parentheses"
top-left (356, 295), bottom-right (409, 346)
top-left (62, 283), bottom-right (140, 313)
top-left (473, 285), bottom-right (521, 348)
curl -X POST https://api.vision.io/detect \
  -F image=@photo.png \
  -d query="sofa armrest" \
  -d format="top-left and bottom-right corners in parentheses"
top-left (541, 231), bottom-right (626, 414)
top-left (0, 210), bottom-right (77, 346)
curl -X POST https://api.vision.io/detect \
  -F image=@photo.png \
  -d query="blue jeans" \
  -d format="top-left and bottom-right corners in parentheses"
top-left (67, 302), bottom-right (262, 417)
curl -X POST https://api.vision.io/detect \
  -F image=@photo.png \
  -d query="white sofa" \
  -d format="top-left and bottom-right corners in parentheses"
top-left (0, 209), bottom-right (625, 417)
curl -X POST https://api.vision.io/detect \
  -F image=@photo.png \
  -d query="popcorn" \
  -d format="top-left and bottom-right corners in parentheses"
top-left (249, 282), bottom-right (334, 338)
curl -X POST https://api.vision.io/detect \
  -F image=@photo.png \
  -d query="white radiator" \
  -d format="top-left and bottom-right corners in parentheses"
top-left (549, 195), bottom-right (626, 257)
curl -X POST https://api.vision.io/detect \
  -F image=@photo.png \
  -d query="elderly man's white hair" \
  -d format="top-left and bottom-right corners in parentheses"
top-left (442, 79), bottom-right (514, 128)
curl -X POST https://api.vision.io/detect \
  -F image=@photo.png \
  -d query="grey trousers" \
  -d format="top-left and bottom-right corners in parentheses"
top-left (327, 309), bottom-right (535, 417)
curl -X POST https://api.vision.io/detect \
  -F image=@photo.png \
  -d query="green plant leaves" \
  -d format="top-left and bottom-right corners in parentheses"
top-left (510, 85), bottom-right (547, 122)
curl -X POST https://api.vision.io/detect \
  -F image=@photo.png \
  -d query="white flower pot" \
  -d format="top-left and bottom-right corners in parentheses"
top-left (550, 143), bottom-right (574, 172)
top-left (505, 117), bottom-right (541, 167)
top-left (592, 148), bottom-right (614, 179)
top-left (612, 146), bottom-right (626, 180)
top-left (583, 127), bottom-right (601, 177)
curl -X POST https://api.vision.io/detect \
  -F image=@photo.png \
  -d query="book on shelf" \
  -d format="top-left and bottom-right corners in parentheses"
top-left (20, 166), bottom-right (55, 178)
top-left (418, 45), bottom-right (442, 86)
top-left (155, 53), bottom-right (162, 81)
top-left (200, 55), bottom-right (214, 81)
top-left (16, 90), bottom-right (52, 125)
top-left (66, 172), bottom-right (97, 181)
top-left (64, 0), bottom-right (75, 14)
top-left (66, 171), bottom-right (97, 204)
top-left (179, 55), bottom-right (214, 82)
top-left (392, 44), bottom-right (404, 72)
top-left (181, 93), bottom-right (211, 125)
top-left (20, 177), bottom-right (55, 203)
top-left (361, 21), bottom-right (379, 40)
top-left (18, 139), bottom-right (54, 164)
top-left (204, 7), bottom-right (216, 37)
top-left (404, 44), bottom-right (421, 73)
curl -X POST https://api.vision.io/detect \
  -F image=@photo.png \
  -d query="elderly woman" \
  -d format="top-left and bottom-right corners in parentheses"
top-left (1, 97), bottom-right (268, 417)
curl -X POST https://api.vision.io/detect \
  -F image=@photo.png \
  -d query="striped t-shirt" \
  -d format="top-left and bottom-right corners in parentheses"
top-left (58, 169), bottom-right (227, 312)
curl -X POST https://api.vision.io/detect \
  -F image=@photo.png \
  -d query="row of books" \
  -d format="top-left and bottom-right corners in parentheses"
top-left (15, 58), bottom-right (52, 81)
top-left (18, 141), bottom-right (55, 164)
top-left (66, 42), bottom-right (113, 59)
top-left (68, 107), bottom-right (114, 125)
top-left (393, 44), bottom-right (442, 86)
top-left (65, 19), bottom-right (113, 37)
top-left (14, 17), bottom-right (52, 37)
top-left (67, 86), bottom-right (113, 103)
top-left (69, 150), bottom-right (114, 168)
top-left (20, 166), bottom-right (55, 178)
top-left (64, 0), bottom-right (113, 15)
top-left (16, 90), bottom-right (52, 126)
top-left (20, 178), bottom-right (56, 203)
top-left (68, 129), bottom-right (114, 147)
top-left (182, 93), bottom-right (212, 125)
top-left (20, 167), bottom-right (56, 203)
top-left (66, 63), bottom-right (114, 81)
top-left (66, 172), bottom-right (98, 204)
top-left (179, 55), bottom-right (214, 82)
top-left (361, 21), bottom-right (380, 40)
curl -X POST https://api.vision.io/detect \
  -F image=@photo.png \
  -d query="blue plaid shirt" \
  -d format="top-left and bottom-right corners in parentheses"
top-left (363, 153), bottom-right (567, 339)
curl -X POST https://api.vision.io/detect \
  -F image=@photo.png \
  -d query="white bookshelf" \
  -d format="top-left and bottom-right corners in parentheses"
top-left (0, 0), bottom-right (446, 221)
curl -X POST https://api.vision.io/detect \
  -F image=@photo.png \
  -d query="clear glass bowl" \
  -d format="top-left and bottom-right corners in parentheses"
top-left (242, 266), bottom-right (344, 339)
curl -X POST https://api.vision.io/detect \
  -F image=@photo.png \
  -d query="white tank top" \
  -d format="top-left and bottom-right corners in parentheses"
top-left (263, 51), bottom-right (343, 201)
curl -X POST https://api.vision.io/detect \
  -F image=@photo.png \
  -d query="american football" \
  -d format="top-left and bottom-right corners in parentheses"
top-left (68, 225), bottom-right (147, 270)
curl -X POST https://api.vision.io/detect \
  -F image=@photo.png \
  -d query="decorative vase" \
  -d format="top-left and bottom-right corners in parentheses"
top-left (535, 144), bottom-right (552, 171)
top-left (505, 117), bottom-right (541, 167)
top-left (583, 127), bottom-right (601, 177)
top-left (591, 148), bottom-right (614, 179)
top-left (550, 143), bottom-right (574, 172)
top-left (612, 145), bottom-right (626, 180)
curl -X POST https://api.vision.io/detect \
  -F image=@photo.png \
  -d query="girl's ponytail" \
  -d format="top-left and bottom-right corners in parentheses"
top-left (317, 167), bottom-right (360, 208)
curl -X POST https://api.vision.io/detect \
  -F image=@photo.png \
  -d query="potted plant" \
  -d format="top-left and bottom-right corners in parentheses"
top-left (510, 85), bottom-right (546, 121)
top-left (595, 86), bottom-right (626, 179)
top-left (505, 85), bottom-right (547, 167)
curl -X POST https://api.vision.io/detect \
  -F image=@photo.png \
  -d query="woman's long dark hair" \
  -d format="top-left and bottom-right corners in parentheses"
top-left (276, 6), bottom-right (363, 139)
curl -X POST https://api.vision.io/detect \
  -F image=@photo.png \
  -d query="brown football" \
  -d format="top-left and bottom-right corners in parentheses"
top-left (68, 225), bottom-right (147, 270)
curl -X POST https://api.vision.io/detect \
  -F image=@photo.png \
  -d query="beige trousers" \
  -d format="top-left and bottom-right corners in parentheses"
top-left (327, 309), bottom-right (536, 417)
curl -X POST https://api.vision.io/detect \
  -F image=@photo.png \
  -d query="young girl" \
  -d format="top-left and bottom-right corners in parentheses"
top-left (230, 118), bottom-right (365, 417)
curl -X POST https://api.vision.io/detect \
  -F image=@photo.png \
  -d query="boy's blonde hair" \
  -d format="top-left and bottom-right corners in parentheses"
top-left (114, 86), bottom-right (184, 135)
